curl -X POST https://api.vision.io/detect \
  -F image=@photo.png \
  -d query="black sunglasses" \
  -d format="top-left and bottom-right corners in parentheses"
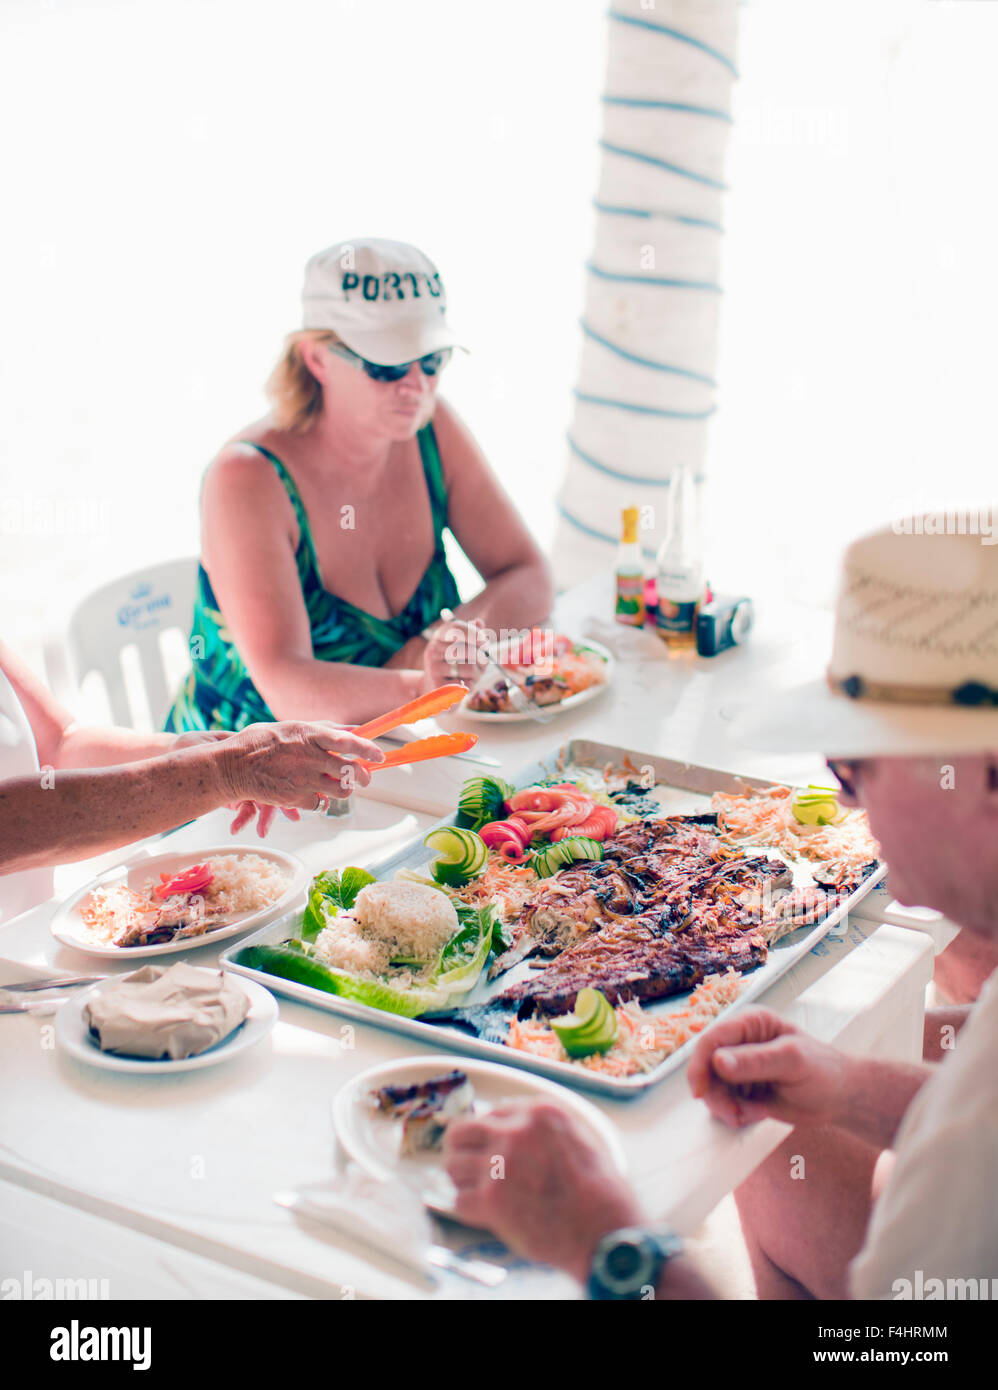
top-left (825, 758), bottom-right (860, 799)
top-left (328, 342), bottom-right (451, 383)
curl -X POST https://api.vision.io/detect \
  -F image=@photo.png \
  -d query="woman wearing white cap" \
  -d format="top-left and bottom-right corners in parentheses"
top-left (165, 238), bottom-right (553, 731)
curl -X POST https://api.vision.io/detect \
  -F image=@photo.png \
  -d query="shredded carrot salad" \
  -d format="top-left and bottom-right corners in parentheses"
top-left (506, 969), bottom-right (745, 1077)
top-left (711, 785), bottom-right (880, 881)
top-left (450, 852), bottom-right (539, 921)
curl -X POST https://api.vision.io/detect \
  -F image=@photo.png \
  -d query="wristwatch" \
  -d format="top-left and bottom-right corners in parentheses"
top-left (586, 1226), bottom-right (684, 1301)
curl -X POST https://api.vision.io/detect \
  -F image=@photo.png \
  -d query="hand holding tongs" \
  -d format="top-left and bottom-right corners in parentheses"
top-left (319, 685), bottom-right (484, 814)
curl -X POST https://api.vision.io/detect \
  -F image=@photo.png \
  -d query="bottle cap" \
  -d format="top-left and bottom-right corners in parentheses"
top-left (621, 506), bottom-right (640, 543)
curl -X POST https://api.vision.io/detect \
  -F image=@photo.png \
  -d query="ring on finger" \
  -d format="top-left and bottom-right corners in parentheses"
top-left (313, 792), bottom-right (330, 814)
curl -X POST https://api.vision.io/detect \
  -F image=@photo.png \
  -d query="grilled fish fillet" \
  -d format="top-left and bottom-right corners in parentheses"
top-left (498, 916), bottom-right (767, 1017)
top-left (371, 1069), bottom-right (475, 1154)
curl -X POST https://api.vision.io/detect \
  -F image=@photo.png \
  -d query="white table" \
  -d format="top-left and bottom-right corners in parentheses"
top-left (0, 576), bottom-right (942, 1299)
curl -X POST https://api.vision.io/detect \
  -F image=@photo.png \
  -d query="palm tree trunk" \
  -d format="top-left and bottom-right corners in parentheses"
top-left (552, 0), bottom-right (739, 587)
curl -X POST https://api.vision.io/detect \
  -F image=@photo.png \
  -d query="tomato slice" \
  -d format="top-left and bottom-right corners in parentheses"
top-left (154, 864), bottom-right (214, 899)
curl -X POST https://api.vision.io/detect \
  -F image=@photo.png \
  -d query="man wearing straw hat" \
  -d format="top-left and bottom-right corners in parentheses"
top-left (445, 519), bottom-right (998, 1299)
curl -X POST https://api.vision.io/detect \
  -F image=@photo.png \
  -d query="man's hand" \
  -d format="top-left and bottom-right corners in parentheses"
top-left (444, 1101), bottom-right (642, 1283)
top-left (687, 1008), bottom-right (852, 1128)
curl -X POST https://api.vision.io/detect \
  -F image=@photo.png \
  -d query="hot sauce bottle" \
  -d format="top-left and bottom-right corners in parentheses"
top-left (614, 506), bottom-right (646, 626)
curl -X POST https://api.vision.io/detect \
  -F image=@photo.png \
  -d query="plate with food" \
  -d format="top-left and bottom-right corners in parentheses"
top-left (55, 964), bottom-right (278, 1074)
top-left (224, 741), bottom-right (884, 1095)
top-left (232, 869), bottom-right (500, 1018)
top-left (459, 633), bottom-right (614, 721)
top-left (51, 845), bottom-right (309, 958)
top-left (333, 1055), bottom-right (628, 1214)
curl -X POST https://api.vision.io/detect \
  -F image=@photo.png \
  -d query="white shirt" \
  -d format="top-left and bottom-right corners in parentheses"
top-left (850, 965), bottom-right (998, 1298)
top-left (0, 667), bottom-right (54, 923)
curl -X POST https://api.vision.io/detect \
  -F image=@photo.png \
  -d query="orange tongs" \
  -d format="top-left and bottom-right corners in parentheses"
top-left (351, 684), bottom-right (477, 771)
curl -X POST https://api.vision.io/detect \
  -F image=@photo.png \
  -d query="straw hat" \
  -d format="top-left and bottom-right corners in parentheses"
top-left (732, 517), bottom-right (998, 757)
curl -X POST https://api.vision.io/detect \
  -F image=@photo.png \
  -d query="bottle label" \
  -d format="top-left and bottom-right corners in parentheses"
top-left (615, 573), bottom-right (646, 626)
top-left (656, 597), bottom-right (698, 634)
top-left (656, 564), bottom-right (702, 603)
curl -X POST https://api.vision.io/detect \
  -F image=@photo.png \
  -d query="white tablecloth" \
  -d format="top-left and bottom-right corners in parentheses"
top-left (0, 577), bottom-right (945, 1298)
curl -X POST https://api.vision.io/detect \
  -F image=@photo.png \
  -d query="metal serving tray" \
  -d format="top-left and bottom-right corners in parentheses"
top-left (222, 739), bottom-right (885, 1098)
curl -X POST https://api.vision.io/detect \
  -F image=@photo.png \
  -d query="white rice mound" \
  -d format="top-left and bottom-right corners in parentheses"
top-left (197, 854), bottom-right (289, 919)
top-left (313, 881), bottom-right (458, 979)
top-left (313, 918), bottom-right (393, 976)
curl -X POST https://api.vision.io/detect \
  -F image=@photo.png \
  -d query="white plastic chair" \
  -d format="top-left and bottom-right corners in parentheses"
top-left (44, 559), bottom-right (198, 730)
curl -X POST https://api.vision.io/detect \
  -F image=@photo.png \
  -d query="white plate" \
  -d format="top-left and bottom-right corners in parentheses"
top-left (55, 971), bottom-right (278, 1074)
top-left (333, 1054), bottom-right (628, 1215)
top-left (51, 845), bottom-right (309, 960)
top-left (458, 640), bottom-right (614, 723)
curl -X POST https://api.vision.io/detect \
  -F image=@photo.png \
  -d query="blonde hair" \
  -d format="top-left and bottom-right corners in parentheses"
top-left (265, 328), bottom-right (339, 433)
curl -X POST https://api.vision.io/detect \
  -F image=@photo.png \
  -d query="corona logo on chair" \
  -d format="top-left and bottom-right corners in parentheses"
top-left (116, 585), bottom-right (174, 632)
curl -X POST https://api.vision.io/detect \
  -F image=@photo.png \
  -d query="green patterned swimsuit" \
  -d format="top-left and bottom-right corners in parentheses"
top-left (164, 423), bottom-right (461, 732)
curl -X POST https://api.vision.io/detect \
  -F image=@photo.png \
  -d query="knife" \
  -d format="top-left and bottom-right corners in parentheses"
top-left (1, 974), bottom-right (106, 993)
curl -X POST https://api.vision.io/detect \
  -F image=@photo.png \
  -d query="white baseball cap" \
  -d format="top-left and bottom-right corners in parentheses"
top-left (301, 238), bottom-right (465, 366)
top-left (731, 517), bottom-right (998, 757)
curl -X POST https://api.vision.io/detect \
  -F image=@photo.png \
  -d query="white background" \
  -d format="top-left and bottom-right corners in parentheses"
top-left (1, 0), bottom-right (995, 674)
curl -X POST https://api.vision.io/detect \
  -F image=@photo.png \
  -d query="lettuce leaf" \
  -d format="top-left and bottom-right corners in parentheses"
top-left (300, 866), bottom-right (377, 942)
top-left (489, 915), bottom-right (511, 955)
top-left (435, 901), bottom-right (498, 991)
top-left (239, 941), bottom-right (438, 1018)
top-left (255, 898), bottom-right (499, 1018)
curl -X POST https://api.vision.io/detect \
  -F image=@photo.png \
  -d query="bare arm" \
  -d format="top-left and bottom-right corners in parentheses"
top-left (0, 747), bottom-right (228, 874)
top-left (431, 398), bottom-right (555, 638)
top-left (1, 641), bottom-right (177, 769)
top-left (200, 451), bottom-right (429, 724)
top-left (0, 722), bottom-right (382, 876)
top-left (827, 1055), bottom-right (931, 1150)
